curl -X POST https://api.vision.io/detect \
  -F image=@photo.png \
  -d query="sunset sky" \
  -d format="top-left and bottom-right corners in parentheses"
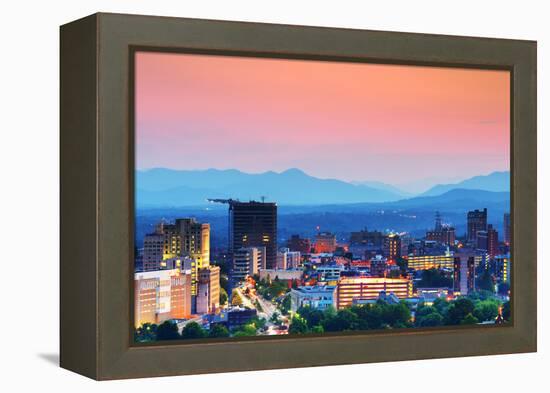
top-left (135, 51), bottom-right (510, 189)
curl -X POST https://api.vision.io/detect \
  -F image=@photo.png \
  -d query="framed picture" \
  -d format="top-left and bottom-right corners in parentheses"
top-left (60, 13), bottom-right (537, 380)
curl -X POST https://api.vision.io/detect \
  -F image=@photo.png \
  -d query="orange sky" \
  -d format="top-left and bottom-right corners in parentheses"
top-left (135, 51), bottom-right (510, 187)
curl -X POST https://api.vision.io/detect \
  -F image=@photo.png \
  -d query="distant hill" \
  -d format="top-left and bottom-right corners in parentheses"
top-left (421, 171), bottom-right (510, 196)
top-left (351, 180), bottom-right (412, 198)
top-left (136, 168), bottom-right (404, 207)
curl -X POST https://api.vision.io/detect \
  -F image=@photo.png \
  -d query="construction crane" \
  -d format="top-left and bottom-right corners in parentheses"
top-left (207, 198), bottom-right (238, 205)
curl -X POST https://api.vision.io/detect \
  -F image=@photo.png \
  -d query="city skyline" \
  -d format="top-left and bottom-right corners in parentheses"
top-left (135, 51), bottom-right (510, 185)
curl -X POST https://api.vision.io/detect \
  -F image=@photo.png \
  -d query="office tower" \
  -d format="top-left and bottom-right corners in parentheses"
top-left (142, 232), bottom-right (165, 271)
top-left (232, 247), bottom-right (265, 281)
top-left (467, 208), bottom-right (487, 243)
top-left (487, 224), bottom-right (499, 258)
top-left (315, 232), bottom-right (337, 253)
top-left (383, 234), bottom-right (401, 260)
top-left (134, 269), bottom-right (192, 327)
top-left (454, 251), bottom-right (476, 295)
top-left (476, 224), bottom-right (499, 258)
top-left (504, 212), bottom-right (511, 245)
top-left (196, 265), bottom-right (220, 314)
top-left (162, 218), bottom-right (210, 265)
top-left (229, 201), bottom-right (277, 269)
top-left (288, 234), bottom-right (311, 254)
top-left (336, 276), bottom-right (412, 309)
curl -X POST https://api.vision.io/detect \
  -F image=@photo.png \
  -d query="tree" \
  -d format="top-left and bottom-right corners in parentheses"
top-left (181, 322), bottom-right (206, 339)
top-left (460, 313), bottom-right (479, 325)
top-left (134, 323), bottom-right (157, 342)
top-left (310, 325), bottom-right (324, 334)
top-left (473, 299), bottom-right (500, 322)
top-left (270, 311), bottom-right (281, 324)
top-left (322, 309), bottom-right (360, 332)
top-left (476, 270), bottom-right (495, 293)
top-left (233, 323), bottom-right (257, 337)
top-left (156, 321), bottom-right (180, 340)
top-left (231, 290), bottom-right (243, 306)
top-left (209, 324), bottom-right (230, 338)
top-left (289, 315), bottom-right (308, 334)
top-left (432, 298), bottom-right (449, 315)
top-left (417, 312), bottom-right (444, 327)
top-left (418, 268), bottom-right (452, 288)
top-left (297, 306), bottom-right (324, 328)
top-left (219, 287), bottom-right (228, 306)
top-left (279, 295), bottom-right (291, 315)
top-left (445, 298), bottom-right (475, 325)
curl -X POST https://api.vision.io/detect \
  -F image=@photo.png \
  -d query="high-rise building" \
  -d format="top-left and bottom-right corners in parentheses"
top-left (134, 269), bottom-right (192, 327)
top-left (453, 252), bottom-right (476, 295)
top-left (504, 213), bottom-right (511, 245)
top-left (142, 232), bottom-right (164, 271)
top-left (476, 224), bottom-right (499, 258)
top-left (162, 218), bottom-right (210, 265)
top-left (232, 247), bottom-right (265, 281)
top-left (467, 208), bottom-right (487, 243)
top-left (196, 265), bottom-right (220, 314)
top-left (336, 276), bottom-right (412, 309)
top-left (383, 234), bottom-right (401, 260)
top-left (315, 232), bottom-right (337, 253)
top-left (288, 234), bottom-right (311, 254)
top-left (229, 201), bottom-right (277, 269)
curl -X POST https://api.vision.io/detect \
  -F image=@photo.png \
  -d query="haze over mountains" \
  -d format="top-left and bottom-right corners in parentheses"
top-left (136, 168), bottom-right (510, 208)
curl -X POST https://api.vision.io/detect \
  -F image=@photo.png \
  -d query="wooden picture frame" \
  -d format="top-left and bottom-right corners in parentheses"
top-left (60, 12), bottom-right (536, 380)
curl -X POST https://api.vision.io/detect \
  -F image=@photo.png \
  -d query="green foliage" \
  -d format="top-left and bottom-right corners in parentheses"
top-left (460, 313), bottom-right (479, 325)
top-left (156, 321), bottom-right (180, 340)
top-left (233, 323), bottom-right (257, 337)
top-left (297, 306), bottom-right (325, 328)
top-left (269, 311), bottom-right (281, 324)
top-left (289, 315), bottom-right (308, 334)
top-left (445, 298), bottom-right (475, 325)
top-left (231, 290), bottom-right (243, 306)
top-left (134, 323), bottom-right (157, 342)
top-left (473, 299), bottom-right (500, 322)
top-left (432, 298), bottom-right (450, 315)
top-left (208, 324), bottom-right (230, 338)
top-left (181, 322), bottom-right (207, 339)
top-left (279, 295), bottom-right (292, 315)
top-left (476, 270), bottom-right (495, 293)
top-left (249, 316), bottom-right (267, 331)
top-left (418, 268), bottom-right (452, 288)
top-left (322, 308), bottom-right (361, 332)
top-left (256, 277), bottom-right (290, 301)
top-left (219, 287), bottom-right (228, 306)
top-left (417, 312), bottom-right (444, 327)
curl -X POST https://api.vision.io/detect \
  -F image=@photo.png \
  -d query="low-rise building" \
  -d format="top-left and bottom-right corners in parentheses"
top-left (290, 285), bottom-right (337, 312)
top-left (336, 276), bottom-right (413, 309)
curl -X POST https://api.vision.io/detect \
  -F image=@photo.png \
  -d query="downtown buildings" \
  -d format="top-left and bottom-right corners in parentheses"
top-left (136, 217), bottom-right (220, 327)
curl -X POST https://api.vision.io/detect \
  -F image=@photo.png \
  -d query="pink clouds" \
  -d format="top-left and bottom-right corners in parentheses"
top-left (135, 51), bottom-right (509, 184)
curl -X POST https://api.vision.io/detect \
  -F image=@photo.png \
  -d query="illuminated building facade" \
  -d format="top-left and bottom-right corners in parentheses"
top-left (336, 276), bottom-right (413, 309)
top-left (383, 234), bottom-right (401, 260)
top-left (230, 201), bottom-right (277, 269)
top-left (408, 253), bottom-right (455, 270)
top-left (476, 224), bottom-right (499, 258)
top-left (134, 269), bottom-right (192, 327)
top-left (315, 232), bottom-right (337, 253)
top-left (232, 246), bottom-right (265, 281)
top-left (196, 265), bottom-right (220, 314)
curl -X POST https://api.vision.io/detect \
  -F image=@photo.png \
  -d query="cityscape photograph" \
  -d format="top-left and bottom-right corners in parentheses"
top-left (133, 51), bottom-right (511, 342)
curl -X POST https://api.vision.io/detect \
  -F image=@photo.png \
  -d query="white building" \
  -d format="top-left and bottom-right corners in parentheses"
top-left (233, 247), bottom-right (265, 281)
top-left (290, 285), bottom-right (337, 312)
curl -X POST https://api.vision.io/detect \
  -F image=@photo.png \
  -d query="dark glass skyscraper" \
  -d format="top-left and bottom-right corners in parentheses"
top-left (467, 208), bottom-right (487, 243)
top-left (229, 201), bottom-right (278, 270)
